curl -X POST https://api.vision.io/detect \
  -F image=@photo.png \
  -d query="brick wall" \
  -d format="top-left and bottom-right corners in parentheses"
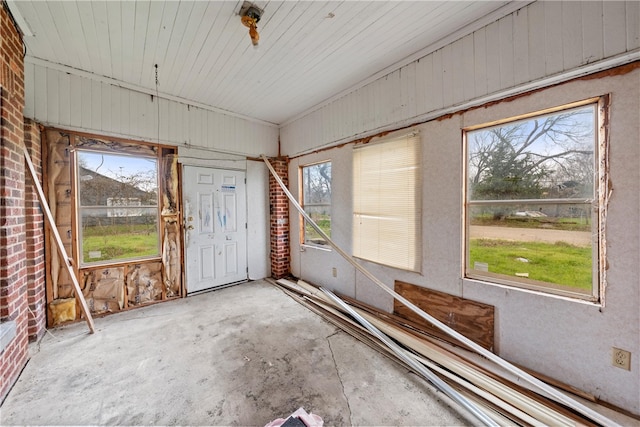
top-left (268, 157), bottom-right (290, 279)
top-left (23, 120), bottom-right (45, 341)
top-left (1, 3), bottom-right (45, 403)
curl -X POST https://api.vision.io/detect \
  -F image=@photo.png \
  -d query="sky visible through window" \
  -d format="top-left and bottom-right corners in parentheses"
top-left (465, 102), bottom-right (598, 298)
top-left (467, 104), bottom-right (595, 201)
top-left (79, 151), bottom-right (157, 192)
top-left (77, 150), bottom-right (160, 264)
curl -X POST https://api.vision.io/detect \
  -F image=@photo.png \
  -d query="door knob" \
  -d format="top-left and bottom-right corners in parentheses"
top-left (187, 225), bottom-right (194, 230)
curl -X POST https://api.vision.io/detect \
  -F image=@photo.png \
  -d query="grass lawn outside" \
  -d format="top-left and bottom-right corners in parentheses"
top-left (304, 217), bottom-right (331, 245)
top-left (469, 238), bottom-right (592, 290)
top-left (82, 224), bottom-right (159, 263)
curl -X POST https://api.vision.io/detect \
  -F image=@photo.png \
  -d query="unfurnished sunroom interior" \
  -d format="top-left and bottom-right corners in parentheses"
top-left (0, 0), bottom-right (639, 424)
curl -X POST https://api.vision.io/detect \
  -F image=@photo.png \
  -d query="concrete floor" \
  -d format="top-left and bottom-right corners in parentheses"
top-left (0, 280), bottom-right (473, 426)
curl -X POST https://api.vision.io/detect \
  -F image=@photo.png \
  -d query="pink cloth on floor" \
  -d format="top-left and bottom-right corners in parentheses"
top-left (264, 407), bottom-right (323, 427)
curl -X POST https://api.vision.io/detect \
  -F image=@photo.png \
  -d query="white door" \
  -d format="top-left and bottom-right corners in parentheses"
top-left (183, 166), bottom-right (247, 293)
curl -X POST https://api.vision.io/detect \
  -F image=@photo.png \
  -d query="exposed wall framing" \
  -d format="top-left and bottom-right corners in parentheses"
top-left (43, 128), bottom-right (182, 326)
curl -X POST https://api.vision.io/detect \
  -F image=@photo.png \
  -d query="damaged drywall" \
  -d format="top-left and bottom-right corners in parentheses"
top-left (45, 129), bottom-right (182, 325)
top-left (82, 267), bottom-right (125, 314)
top-left (287, 67), bottom-right (640, 415)
top-left (127, 262), bottom-right (164, 305)
top-left (162, 220), bottom-right (181, 297)
top-left (44, 131), bottom-right (76, 301)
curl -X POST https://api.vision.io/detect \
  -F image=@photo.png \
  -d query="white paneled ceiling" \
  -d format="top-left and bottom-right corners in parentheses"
top-left (12, 1), bottom-right (518, 125)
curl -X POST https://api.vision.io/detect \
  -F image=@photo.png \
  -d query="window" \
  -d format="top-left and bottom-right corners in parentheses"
top-left (464, 100), bottom-right (604, 300)
top-left (77, 150), bottom-right (160, 265)
top-left (300, 161), bottom-right (332, 246)
top-left (353, 132), bottom-right (422, 271)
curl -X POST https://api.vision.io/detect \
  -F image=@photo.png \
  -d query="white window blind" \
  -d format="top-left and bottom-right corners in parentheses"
top-left (353, 133), bottom-right (422, 272)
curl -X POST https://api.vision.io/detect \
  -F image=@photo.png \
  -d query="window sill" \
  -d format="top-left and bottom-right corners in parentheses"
top-left (80, 256), bottom-right (163, 270)
top-left (462, 277), bottom-right (602, 307)
top-left (300, 244), bottom-right (332, 252)
top-left (0, 321), bottom-right (17, 352)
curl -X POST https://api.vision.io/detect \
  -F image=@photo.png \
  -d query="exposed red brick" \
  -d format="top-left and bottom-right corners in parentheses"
top-left (0, 6), bottom-right (46, 403)
top-left (23, 120), bottom-right (45, 342)
top-left (268, 157), bottom-right (290, 279)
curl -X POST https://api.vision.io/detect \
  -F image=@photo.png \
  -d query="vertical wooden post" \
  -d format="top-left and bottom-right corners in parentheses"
top-left (23, 146), bottom-right (95, 334)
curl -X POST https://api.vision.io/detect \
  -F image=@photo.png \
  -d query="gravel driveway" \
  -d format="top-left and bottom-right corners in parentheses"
top-left (470, 226), bottom-right (592, 246)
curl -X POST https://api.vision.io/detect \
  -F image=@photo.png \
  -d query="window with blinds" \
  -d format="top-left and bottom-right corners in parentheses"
top-left (353, 132), bottom-right (422, 272)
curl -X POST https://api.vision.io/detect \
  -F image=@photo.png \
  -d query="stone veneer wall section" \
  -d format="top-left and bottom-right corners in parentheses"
top-left (0, 4), bottom-right (46, 403)
top-left (268, 157), bottom-right (290, 279)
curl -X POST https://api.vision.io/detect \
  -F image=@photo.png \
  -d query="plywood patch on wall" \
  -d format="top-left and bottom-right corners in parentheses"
top-left (394, 280), bottom-right (495, 351)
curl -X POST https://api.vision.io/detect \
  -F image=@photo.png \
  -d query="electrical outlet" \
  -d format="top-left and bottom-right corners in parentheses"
top-left (332, 267), bottom-right (337, 278)
top-left (612, 347), bottom-right (631, 370)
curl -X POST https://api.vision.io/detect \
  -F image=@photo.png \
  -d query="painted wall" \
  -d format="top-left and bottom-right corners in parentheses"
top-left (15, 0), bottom-right (639, 410)
top-left (287, 66), bottom-right (640, 415)
top-left (283, 0), bottom-right (639, 414)
top-left (246, 161), bottom-right (270, 280)
top-left (172, 143), bottom-right (272, 282)
top-left (23, 62), bottom-right (278, 282)
top-left (23, 61), bottom-right (279, 157)
top-left (281, 1), bottom-right (640, 156)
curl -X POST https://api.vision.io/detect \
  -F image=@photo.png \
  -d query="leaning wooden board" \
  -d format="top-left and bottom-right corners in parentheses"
top-left (394, 281), bottom-right (494, 351)
top-left (23, 145), bottom-right (95, 333)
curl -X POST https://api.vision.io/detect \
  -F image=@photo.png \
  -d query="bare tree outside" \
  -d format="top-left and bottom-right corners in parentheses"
top-left (302, 162), bottom-right (332, 245)
top-left (466, 104), bottom-right (598, 296)
top-left (468, 105), bottom-right (595, 202)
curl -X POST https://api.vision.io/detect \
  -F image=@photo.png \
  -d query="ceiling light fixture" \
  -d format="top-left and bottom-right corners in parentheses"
top-left (239, 1), bottom-right (263, 48)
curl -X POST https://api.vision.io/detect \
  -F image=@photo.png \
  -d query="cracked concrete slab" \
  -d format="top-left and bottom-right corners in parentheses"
top-left (325, 331), bottom-right (354, 424)
top-left (0, 280), bottom-right (470, 426)
top-left (326, 332), bottom-right (469, 426)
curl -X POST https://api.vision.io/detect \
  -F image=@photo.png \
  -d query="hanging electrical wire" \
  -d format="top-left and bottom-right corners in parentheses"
top-left (155, 64), bottom-right (160, 144)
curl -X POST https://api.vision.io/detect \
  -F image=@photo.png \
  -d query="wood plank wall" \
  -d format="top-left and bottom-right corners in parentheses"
top-left (281, 1), bottom-right (640, 156)
top-left (23, 61), bottom-right (279, 157)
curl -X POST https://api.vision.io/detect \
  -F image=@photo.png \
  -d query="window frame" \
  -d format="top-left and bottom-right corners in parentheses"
top-left (462, 96), bottom-right (608, 303)
top-left (299, 160), bottom-right (332, 249)
top-left (75, 148), bottom-right (162, 267)
top-left (352, 131), bottom-right (422, 272)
